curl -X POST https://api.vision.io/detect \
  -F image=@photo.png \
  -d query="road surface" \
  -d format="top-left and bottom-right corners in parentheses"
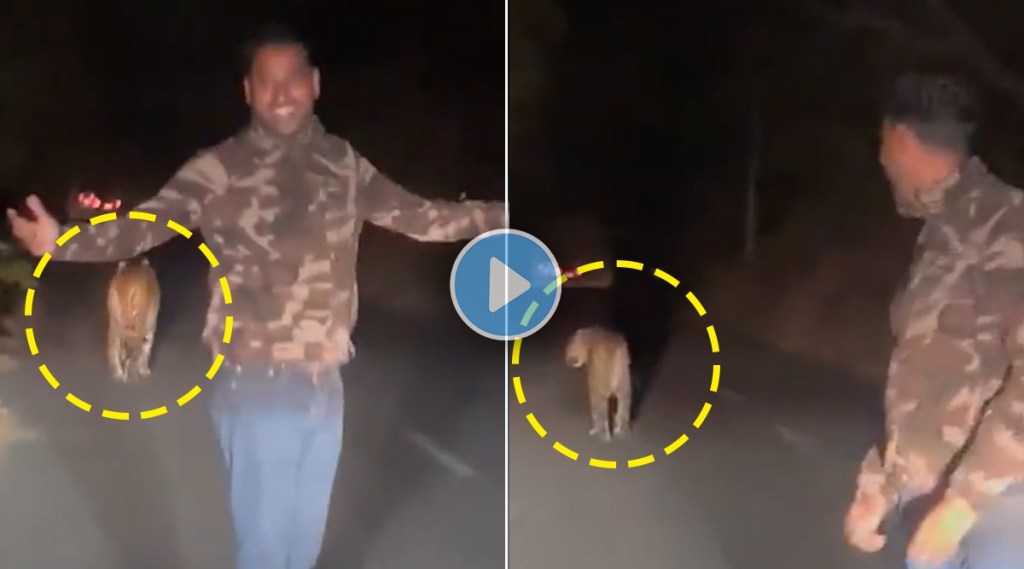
top-left (507, 287), bottom-right (912, 569)
top-left (0, 237), bottom-right (914, 568)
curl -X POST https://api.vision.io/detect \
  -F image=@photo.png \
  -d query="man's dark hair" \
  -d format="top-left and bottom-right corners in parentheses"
top-left (239, 23), bottom-right (312, 76)
top-left (883, 72), bottom-right (980, 155)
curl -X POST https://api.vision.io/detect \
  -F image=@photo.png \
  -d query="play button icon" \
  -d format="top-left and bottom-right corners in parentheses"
top-left (489, 257), bottom-right (531, 312)
top-left (451, 229), bottom-right (562, 340)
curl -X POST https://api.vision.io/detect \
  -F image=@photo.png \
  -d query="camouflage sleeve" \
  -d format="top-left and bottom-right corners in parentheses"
top-left (51, 151), bottom-right (228, 263)
top-left (943, 212), bottom-right (1024, 512)
top-left (354, 153), bottom-right (506, 242)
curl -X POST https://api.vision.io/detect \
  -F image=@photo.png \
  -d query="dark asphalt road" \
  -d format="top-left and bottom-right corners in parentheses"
top-left (0, 237), bottom-right (917, 569)
top-left (508, 288), bottom-right (912, 569)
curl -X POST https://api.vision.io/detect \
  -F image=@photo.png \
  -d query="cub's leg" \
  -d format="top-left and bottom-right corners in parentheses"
top-left (141, 281), bottom-right (160, 378)
top-left (587, 382), bottom-right (612, 441)
top-left (124, 346), bottom-right (139, 382)
top-left (134, 301), bottom-right (158, 379)
top-left (107, 324), bottom-right (126, 381)
top-left (121, 338), bottom-right (147, 382)
top-left (138, 331), bottom-right (155, 378)
top-left (613, 381), bottom-right (632, 437)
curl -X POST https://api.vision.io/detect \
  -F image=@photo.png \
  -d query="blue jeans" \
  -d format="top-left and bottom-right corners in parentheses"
top-left (904, 485), bottom-right (1024, 569)
top-left (209, 363), bottom-right (345, 569)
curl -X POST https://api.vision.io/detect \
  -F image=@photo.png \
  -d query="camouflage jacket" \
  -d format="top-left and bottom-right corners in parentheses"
top-left (52, 116), bottom-right (505, 370)
top-left (855, 157), bottom-right (1024, 516)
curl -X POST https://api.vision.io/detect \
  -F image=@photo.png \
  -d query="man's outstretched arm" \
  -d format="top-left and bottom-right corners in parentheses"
top-left (355, 153), bottom-right (505, 242)
top-left (53, 151), bottom-right (228, 262)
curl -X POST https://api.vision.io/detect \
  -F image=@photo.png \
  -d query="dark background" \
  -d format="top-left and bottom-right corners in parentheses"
top-left (510, 0), bottom-right (1024, 381)
top-left (514, 0), bottom-right (1024, 253)
top-left (0, 0), bottom-right (503, 215)
top-left (8, 0), bottom-right (1024, 269)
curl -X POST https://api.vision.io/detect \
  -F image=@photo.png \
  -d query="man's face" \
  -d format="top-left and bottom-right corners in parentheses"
top-left (244, 43), bottom-right (320, 136)
top-left (878, 120), bottom-right (921, 214)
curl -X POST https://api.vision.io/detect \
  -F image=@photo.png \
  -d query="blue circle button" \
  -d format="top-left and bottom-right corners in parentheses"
top-left (450, 229), bottom-right (562, 341)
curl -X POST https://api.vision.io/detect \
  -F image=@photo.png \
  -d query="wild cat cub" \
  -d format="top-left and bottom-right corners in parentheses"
top-left (565, 325), bottom-right (632, 441)
top-left (106, 256), bottom-right (160, 382)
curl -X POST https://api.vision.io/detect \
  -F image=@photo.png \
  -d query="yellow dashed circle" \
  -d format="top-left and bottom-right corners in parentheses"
top-left (512, 259), bottom-right (721, 469)
top-left (23, 211), bottom-right (233, 421)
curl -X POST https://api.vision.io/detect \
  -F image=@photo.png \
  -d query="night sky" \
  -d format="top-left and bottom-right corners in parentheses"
top-left (1, 0), bottom-right (502, 212)
top-left (8, 0), bottom-right (1024, 264)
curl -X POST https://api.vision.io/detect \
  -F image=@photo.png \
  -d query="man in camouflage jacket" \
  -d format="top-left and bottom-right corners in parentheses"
top-left (843, 73), bottom-right (1024, 569)
top-left (6, 24), bottom-right (505, 569)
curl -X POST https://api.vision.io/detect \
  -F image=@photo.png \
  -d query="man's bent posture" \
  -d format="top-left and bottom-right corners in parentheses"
top-left (844, 73), bottom-right (1024, 569)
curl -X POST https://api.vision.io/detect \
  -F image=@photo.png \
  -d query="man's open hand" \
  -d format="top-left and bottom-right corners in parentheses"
top-left (6, 194), bottom-right (59, 257)
top-left (906, 496), bottom-right (978, 567)
top-left (844, 488), bottom-right (890, 553)
top-left (490, 203), bottom-right (508, 230)
top-left (477, 201), bottom-right (506, 232)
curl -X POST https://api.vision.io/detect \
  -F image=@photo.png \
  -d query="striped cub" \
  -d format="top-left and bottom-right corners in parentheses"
top-left (107, 256), bottom-right (160, 382)
top-left (565, 326), bottom-right (632, 441)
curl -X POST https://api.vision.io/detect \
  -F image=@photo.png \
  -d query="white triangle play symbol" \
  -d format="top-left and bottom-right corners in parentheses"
top-left (489, 257), bottom-right (531, 313)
